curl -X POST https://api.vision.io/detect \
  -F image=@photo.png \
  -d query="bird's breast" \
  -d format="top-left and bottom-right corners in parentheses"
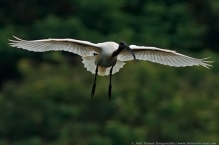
top-left (94, 42), bottom-right (119, 67)
top-left (95, 53), bottom-right (117, 67)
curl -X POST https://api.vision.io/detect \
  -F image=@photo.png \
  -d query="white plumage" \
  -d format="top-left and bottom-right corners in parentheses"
top-left (119, 45), bottom-right (211, 68)
top-left (9, 36), bottom-right (212, 100)
top-left (9, 36), bottom-right (212, 76)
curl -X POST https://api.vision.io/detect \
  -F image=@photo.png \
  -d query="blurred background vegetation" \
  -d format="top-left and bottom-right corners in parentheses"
top-left (0, 0), bottom-right (219, 144)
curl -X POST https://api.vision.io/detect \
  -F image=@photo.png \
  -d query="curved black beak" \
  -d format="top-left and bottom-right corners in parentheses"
top-left (125, 44), bottom-right (136, 60)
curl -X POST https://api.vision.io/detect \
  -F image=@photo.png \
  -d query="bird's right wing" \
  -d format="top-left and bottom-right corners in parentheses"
top-left (118, 45), bottom-right (213, 68)
top-left (9, 36), bottom-right (101, 57)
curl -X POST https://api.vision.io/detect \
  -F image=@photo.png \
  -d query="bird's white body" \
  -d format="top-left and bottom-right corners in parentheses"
top-left (95, 42), bottom-right (118, 67)
top-left (82, 42), bottom-right (125, 76)
top-left (9, 36), bottom-right (212, 76)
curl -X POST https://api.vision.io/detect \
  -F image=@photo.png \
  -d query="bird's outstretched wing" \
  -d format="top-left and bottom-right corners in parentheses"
top-left (118, 45), bottom-right (213, 68)
top-left (9, 36), bottom-right (101, 57)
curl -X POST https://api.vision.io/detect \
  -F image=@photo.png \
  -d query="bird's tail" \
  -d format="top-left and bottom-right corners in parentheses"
top-left (82, 56), bottom-right (126, 76)
top-left (98, 66), bottom-right (107, 76)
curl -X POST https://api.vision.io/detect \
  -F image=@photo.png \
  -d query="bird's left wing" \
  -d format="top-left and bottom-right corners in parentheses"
top-left (117, 45), bottom-right (212, 68)
top-left (9, 36), bottom-right (101, 57)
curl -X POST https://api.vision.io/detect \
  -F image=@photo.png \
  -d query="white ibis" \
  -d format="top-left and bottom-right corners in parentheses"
top-left (9, 36), bottom-right (212, 100)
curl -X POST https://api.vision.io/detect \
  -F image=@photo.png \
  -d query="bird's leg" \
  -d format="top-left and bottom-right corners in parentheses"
top-left (108, 66), bottom-right (114, 101)
top-left (91, 65), bottom-right (98, 99)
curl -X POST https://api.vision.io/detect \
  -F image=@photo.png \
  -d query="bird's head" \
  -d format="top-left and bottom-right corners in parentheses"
top-left (118, 41), bottom-right (136, 60)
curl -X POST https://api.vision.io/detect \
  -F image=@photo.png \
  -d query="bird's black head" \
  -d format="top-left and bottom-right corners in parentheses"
top-left (116, 41), bottom-right (136, 60)
top-left (118, 41), bottom-right (127, 50)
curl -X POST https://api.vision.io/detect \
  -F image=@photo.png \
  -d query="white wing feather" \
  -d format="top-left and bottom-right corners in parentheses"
top-left (118, 45), bottom-right (213, 68)
top-left (9, 36), bottom-right (101, 57)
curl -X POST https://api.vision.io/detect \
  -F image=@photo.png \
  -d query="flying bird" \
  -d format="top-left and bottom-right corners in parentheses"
top-left (9, 36), bottom-right (212, 100)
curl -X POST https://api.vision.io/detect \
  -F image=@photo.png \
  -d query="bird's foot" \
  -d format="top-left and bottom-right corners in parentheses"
top-left (90, 83), bottom-right (96, 99)
top-left (108, 84), bottom-right (112, 101)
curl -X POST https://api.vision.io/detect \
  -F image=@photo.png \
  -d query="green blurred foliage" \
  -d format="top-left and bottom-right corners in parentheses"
top-left (0, 0), bottom-right (219, 144)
